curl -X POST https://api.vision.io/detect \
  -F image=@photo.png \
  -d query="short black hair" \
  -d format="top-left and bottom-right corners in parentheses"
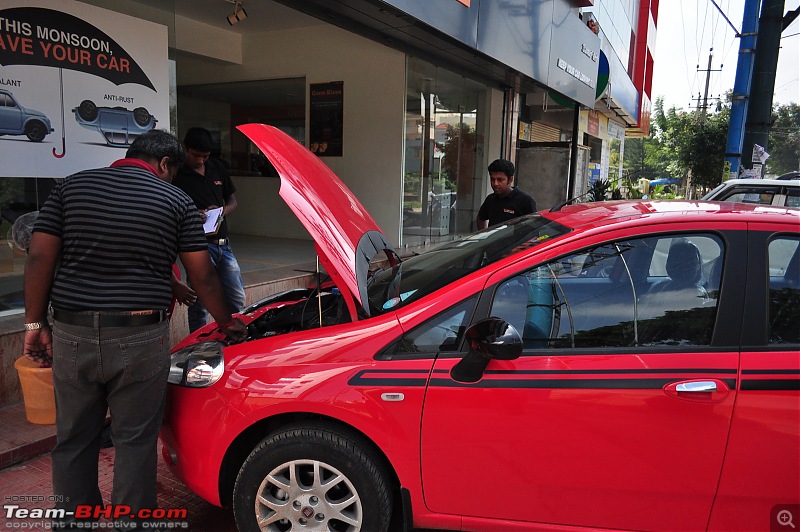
top-left (183, 127), bottom-right (215, 152)
top-left (488, 159), bottom-right (515, 178)
top-left (126, 129), bottom-right (185, 168)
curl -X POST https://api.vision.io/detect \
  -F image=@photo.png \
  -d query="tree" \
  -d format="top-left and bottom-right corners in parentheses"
top-left (648, 97), bottom-right (730, 191)
top-left (767, 103), bottom-right (800, 175)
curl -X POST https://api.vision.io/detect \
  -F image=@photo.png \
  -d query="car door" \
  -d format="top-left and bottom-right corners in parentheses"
top-left (709, 227), bottom-right (800, 530)
top-left (0, 92), bottom-right (23, 133)
top-left (421, 225), bottom-right (745, 530)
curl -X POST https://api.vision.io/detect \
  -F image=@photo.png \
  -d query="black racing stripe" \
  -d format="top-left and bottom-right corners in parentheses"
top-left (740, 379), bottom-right (800, 391)
top-left (432, 368), bottom-right (736, 375)
top-left (349, 377), bottom-right (428, 387)
top-left (430, 378), bottom-right (738, 390)
top-left (347, 369), bottom-right (429, 387)
top-left (742, 369), bottom-right (800, 374)
top-left (482, 368), bottom-right (738, 375)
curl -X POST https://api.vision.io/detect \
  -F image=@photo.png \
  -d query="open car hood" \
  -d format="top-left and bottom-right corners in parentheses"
top-left (237, 124), bottom-right (396, 318)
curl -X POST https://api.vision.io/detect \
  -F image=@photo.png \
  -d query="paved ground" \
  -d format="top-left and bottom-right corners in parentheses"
top-left (0, 443), bottom-right (239, 531)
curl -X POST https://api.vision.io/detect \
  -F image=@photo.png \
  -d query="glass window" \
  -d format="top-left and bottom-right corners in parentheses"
top-left (387, 297), bottom-right (476, 357)
top-left (0, 177), bottom-right (58, 316)
top-left (785, 188), bottom-right (800, 208)
top-left (724, 189), bottom-right (779, 205)
top-left (489, 234), bottom-right (724, 349)
top-left (768, 237), bottom-right (800, 344)
top-left (177, 78), bottom-right (306, 176)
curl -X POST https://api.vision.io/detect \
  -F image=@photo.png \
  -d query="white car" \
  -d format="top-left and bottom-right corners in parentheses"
top-left (702, 177), bottom-right (800, 208)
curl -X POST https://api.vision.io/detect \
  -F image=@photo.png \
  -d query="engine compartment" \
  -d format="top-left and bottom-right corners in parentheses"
top-left (243, 288), bottom-right (351, 341)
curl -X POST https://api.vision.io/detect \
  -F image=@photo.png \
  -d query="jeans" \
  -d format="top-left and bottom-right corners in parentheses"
top-left (187, 242), bottom-right (246, 332)
top-left (50, 320), bottom-right (170, 527)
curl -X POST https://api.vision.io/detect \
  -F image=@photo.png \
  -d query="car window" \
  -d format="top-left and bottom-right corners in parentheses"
top-left (768, 236), bottom-right (800, 344)
top-left (489, 234), bottom-right (724, 348)
top-left (385, 297), bottom-right (476, 358)
top-left (786, 189), bottom-right (800, 208)
top-left (725, 189), bottom-right (779, 205)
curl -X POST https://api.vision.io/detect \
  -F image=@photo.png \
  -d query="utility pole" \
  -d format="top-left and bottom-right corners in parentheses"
top-left (741, 0), bottom-right (787, 177)
top-left (723, 0), bottom-right (761, 180)
top-left (692, 49), bottom-right (722, 123)
top-left (687, 49), bottom-right (722, 198)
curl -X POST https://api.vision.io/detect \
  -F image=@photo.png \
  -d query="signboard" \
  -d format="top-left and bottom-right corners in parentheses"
top-left (587, 111), bottom-right (599, 137)
top-left (0, 0), bottom-right (168, 177)
top-left (309, 81), bottom-right (343, 157)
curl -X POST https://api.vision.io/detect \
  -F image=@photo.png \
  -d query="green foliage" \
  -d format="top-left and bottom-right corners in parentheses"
top-left (767, 103), bottom-right (800, 175)
top-left (588, 178), bottom-right (611, 201)
top-left (623, 97), bottom-right (728, 193)
top-left (649, 184), bottom-right (680, 199)
top-left (436, 123), bottom-right (479, 192)
top-left (625, 100), bottom-right (798, 189)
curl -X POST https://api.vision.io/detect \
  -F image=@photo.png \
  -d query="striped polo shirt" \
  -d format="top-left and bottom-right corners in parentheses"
top-left (33, 159), bottom-right (208, 311)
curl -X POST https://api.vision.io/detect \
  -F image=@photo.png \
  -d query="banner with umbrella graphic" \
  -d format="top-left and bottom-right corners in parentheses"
top-left (0, 0), bottom-right (168, 177)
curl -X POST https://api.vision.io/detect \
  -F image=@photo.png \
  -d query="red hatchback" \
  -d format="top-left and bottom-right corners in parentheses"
top-left (161, 125), bottom-right (800, 532)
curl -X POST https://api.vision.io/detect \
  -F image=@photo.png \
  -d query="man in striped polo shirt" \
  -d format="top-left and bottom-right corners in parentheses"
top-left (22, 129), bottom-right (246, 528)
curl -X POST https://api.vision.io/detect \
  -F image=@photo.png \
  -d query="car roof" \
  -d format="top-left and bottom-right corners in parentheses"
top-left (543, 199), bottom-right (799, 231)
top-left (714, 178), bottom-right (800, 187)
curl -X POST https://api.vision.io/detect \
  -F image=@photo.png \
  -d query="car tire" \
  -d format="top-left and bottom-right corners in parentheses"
top-left (233, 423), bottom-right (392, 532)
top-left (133, 107), bottom-right (151, 127)
top-left (77, 100), bottom-right (98, 121)
top-left (24, 121), bottom-right (47, 142)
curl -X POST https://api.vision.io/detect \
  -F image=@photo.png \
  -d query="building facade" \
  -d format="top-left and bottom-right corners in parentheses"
top-left (0, 0), bottom-right (658, 316)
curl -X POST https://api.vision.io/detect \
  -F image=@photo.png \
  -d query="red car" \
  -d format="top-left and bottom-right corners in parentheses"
top-left (161, 124), bottom-right (800, 532)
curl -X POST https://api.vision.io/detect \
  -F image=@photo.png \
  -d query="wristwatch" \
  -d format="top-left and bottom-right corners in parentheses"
top-left (24, 321), bottom-right (49, 331)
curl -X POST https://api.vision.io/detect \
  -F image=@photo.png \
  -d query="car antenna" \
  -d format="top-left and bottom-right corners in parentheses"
top-left (550, 189), bottom-right (591, 212)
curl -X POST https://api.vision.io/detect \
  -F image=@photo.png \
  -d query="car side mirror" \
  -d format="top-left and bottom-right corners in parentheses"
top-left (450, 318), bottom-right (522, 384)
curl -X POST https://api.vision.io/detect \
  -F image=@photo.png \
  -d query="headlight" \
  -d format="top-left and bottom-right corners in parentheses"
top-left (168, 341), bottom-right (225, 387)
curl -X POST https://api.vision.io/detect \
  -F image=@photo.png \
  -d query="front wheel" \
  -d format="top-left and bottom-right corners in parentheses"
top-left (25, 121), bottom-right (47, 142)
top-left (233, 423), bottom-right (392, 532)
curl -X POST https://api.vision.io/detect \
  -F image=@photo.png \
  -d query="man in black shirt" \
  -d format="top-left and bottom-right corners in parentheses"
top-left (476, 159), bottom-right (537, 229)
top-left (173, 127), bottom-right (247, 331)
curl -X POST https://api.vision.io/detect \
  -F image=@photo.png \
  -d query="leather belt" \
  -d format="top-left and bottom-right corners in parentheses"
top-left (53, 309), bottom-right (167, 327)
top-left (208, 238), bottom-right (228, 246)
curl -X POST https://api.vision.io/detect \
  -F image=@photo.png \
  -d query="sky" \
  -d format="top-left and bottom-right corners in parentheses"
top-left (651, 0), bottom-right (799, 112)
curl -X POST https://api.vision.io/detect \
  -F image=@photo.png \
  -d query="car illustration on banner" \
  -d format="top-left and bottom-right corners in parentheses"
top-left (72, 99), bottom-right (157, 147)
top-left (159, 124), bottom-right (800, 532)
top-left (0, 89), bottom-right (54, 142)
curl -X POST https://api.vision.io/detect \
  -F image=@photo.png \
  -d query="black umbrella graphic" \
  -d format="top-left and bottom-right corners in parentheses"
top-left (0, 7), bottom-right (156, 157)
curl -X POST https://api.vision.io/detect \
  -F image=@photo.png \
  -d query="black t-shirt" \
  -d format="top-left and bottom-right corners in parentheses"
top-left (477, 188), bottom-right (537, 227)
top-left (173, 158), bottom-right (236, 239)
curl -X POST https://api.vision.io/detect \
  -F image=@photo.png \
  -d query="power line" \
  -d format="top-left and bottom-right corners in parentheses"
top-left (708, 0), bottom-right (742, 35)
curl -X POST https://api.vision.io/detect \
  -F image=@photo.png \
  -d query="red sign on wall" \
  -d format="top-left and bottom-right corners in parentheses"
top-left (588, 111), bottom-right (599, 137)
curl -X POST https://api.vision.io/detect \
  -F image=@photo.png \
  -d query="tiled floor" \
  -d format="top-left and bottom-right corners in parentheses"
top-left (0, 403), bottom-right (56, 470)
top-left (0, 442), bottom-right (238, 531)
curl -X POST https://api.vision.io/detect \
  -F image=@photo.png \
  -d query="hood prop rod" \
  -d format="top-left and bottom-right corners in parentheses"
top-left (316, 256), bottom-right (323, 328)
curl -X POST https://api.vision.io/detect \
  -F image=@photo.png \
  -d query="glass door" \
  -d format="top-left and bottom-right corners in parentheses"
top-left (403, 58), bottom-right (489, 247)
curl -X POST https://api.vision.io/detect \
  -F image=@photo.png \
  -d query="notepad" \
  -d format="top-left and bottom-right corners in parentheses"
top-left (203, 207), bottom-right (224, 235)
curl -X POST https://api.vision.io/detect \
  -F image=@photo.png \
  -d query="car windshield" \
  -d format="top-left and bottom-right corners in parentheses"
top-left (366, 214), bottom-right (570, 315)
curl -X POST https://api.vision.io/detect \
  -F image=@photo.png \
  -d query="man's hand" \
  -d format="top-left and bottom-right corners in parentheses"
top-left (219, 317), bottom-right (247, 344)
top-left (171, 278), bottom-right (197, 306)
top-left (24, 328), bottom-right (53, 368)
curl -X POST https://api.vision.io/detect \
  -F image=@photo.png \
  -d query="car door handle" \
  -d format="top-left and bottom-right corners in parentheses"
top-left (676, 381), bottom-right (717, 393)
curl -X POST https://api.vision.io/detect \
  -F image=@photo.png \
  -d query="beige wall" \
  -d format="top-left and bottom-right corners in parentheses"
top-left (176, 25), bottom-right (408, 244)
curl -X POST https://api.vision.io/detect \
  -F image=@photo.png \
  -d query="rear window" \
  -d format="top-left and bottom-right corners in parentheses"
top-left (768, 236), bottom-right (800, 344)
